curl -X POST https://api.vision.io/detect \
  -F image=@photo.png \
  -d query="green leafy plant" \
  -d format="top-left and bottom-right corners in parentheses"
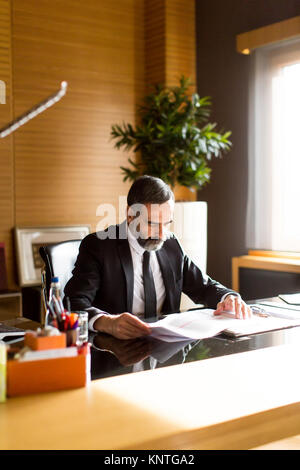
top-left (111, 76), bottom-right (232, 190)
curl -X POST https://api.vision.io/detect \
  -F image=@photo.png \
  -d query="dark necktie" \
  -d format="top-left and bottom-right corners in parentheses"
top-left (143, 251), bottom-right (157, 319)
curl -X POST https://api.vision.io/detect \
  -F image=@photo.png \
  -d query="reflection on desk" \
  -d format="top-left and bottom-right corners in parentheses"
top-left (89, 325), bottom-right (300, 381)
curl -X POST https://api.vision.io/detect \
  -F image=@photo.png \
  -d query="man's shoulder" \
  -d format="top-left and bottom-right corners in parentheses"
top-left (164, 232), bottom-right (178, 243)
top-left (81, 223), bottom-right (128, 248)
top-left (162, 233), bottom-right (184, 254)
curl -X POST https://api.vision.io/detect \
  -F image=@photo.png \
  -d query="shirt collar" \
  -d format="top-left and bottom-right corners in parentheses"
top-left (127, 222), bottom-right (145, 256)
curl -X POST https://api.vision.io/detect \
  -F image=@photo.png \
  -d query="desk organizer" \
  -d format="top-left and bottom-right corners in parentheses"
top-left (24, 331), bottom-right (66, 350)
top-left (7, 343), bottom-right (90, 397)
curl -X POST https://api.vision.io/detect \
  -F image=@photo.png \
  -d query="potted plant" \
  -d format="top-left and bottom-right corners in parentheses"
top-left (111, 76), bottom-right (232, 310)
top-left (111, 76), bottom-right (231, 194)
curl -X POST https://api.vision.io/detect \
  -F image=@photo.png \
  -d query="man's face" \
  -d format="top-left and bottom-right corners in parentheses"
top-left (127, 200), bottom-right (174, 251)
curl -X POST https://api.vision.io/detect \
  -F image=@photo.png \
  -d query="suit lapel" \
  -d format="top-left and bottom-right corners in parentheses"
top-left (156, 247), bottom-right (177, 312)
top-left (117, 237), bottom-right (134, 313)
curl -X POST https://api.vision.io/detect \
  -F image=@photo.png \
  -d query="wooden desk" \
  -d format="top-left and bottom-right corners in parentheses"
top-left (232, 254), bottom-right (300, 296)
top-left (1, 343), bottom-right (300, 450)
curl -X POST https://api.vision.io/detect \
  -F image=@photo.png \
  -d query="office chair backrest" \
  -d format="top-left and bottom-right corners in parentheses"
top-left (39, 239), bottom-right (81, 304)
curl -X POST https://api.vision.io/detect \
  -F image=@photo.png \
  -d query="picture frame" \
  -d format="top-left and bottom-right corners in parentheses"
top-left (14, 225), bottom-right (90, 287)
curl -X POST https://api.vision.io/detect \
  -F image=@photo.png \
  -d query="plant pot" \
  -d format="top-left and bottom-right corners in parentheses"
top-left (173, 185), bottom-right (197, 202)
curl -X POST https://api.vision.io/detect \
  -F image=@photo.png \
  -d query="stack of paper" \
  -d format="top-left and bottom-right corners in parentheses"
top-left (18, 346), bottom-right (78, 362)
top-left (148, 309), bottom-right (300, 342)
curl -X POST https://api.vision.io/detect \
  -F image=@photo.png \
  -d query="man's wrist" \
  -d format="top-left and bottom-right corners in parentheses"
top-left (94, 314), bottom-right (112, 334)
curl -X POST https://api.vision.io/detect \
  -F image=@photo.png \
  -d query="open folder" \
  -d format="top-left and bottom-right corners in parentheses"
top-left (148, 309), bottom-right (300, 342)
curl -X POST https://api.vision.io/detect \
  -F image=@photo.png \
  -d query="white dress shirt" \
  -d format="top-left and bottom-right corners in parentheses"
top-left (88, 225), bottom-right (166, 331)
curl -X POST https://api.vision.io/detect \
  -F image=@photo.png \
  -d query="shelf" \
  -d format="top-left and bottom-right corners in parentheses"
top-left (0, 290), bottom-right (22, 320)
top-left (236, 16), bottom-right (300, 55)
top-left (232, 254), bottom-right (300, 298)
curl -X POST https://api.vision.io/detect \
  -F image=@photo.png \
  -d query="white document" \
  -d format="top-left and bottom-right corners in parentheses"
top-left (148, 309), bottom-right (300, 342)
top-left (279, 293), bottom-right (300, 305)
top-left (149, 310), bottom-right (223, 342)
top-left (255, 302), bottom-right (300, 318)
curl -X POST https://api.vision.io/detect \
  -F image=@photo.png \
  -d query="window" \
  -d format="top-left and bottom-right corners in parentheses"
top-left (246, 38), bottom-right (300, 252)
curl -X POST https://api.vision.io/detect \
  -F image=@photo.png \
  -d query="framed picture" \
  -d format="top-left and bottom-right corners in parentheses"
top-left (14, 225), bottom-right (90, 287)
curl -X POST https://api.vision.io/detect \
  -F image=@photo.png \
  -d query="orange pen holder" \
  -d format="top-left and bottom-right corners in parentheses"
top-left (6, 343), bottom-right (90, 397)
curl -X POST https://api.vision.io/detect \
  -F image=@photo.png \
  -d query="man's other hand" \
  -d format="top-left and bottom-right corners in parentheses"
top-left (95, 312), bottom-right (152, 339)
top-left (214, 295), bottom-right (252, 319)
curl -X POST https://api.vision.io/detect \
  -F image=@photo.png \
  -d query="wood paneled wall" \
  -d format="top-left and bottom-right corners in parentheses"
top-left (0, 0), bottom-right (14, 287)
top-left (145, 0), bottom-right (166, 86)
top-left (165, 0), bottom-right (196, 87)
top-left (145, 0), bottom-right (197, 201)
top-left (12, 0), bottom-right (144, 227)
top-left (1, 0), bottom-right (145, 288)
top-left (145, 0), bottom-right (196, 87)
top-left (0, 0), bottom-right (196, 289)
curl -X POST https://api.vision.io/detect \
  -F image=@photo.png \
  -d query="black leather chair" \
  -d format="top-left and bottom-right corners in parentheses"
top-left (39, 239), bottom-right (81, 312)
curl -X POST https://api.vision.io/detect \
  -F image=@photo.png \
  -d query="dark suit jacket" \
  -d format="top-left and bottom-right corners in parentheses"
top-left (64, 222), bottom-right (234, 322)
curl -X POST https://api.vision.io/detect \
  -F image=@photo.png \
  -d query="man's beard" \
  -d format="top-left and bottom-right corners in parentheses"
top-left (137, 237), bottom-right (165, 251)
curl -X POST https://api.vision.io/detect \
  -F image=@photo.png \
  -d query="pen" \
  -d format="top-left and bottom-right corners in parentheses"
top-left (65, 296), bottom-right (71, 313)
top-left (249, 306), bottom-right (269, 317)
top-left (47, 301), bottom-right (56, 318)
top-left (58, 297), bottom-right (65, 314)
top-left (69, 313), bottom-right (78, 329)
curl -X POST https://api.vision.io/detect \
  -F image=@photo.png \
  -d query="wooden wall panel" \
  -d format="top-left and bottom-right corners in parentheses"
top-left (0, 0), bottom-right (15, 287)
top-left (145, 0), bottom-right (197, 202)
top-left (12, 0), bottom-right (144, 231)
top-left (145, 0), bottom-right (166, 88)
top-left (145, 0), bottom-right (196, 87)
top-left (165, 0), bottom-right (196, 87)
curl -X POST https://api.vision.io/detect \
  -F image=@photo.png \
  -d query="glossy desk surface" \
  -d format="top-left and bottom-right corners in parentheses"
top-left (1, 298), bottom-right (300, 450)
top-left (90, 324), bottom-right (300, 381)
top-left (90, 297), bottom-right (300, 381)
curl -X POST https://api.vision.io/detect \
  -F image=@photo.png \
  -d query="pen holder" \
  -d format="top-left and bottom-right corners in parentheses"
top-left (6, 343), bottom-right (90, 397)
top-left (66, 328), bottom-right (79, 347)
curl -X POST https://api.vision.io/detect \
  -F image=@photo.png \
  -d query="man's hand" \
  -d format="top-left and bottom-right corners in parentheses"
top-left (94, 312), bottom-right (152, 340)
top-left (93, 335), bottom-right (153, 366)
top-left (214, 295), bottom-right (252, 319)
